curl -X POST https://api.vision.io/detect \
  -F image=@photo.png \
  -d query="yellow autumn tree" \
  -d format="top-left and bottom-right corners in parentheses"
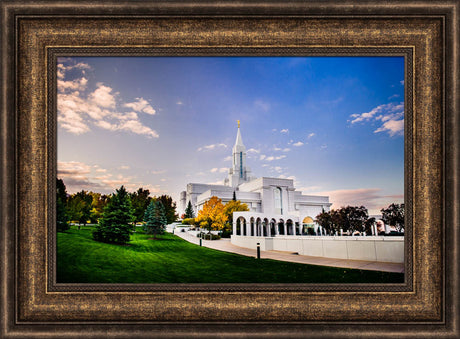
top-left (195, 196), bottom-right (228, 234)
top-left (223, 200), bottom-right (249, 232)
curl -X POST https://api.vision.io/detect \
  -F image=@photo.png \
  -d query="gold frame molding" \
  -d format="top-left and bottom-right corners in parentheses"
top-left (1, 1), bottom-right (458, 338)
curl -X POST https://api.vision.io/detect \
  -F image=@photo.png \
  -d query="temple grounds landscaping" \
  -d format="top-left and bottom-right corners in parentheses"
top-left (57, 226), bottom-right (404, 284)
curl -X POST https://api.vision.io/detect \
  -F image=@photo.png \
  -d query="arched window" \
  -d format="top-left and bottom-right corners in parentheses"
top-left (274, 187), bottom-right (283, 214)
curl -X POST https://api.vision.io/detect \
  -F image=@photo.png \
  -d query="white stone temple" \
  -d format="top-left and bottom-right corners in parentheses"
top-left (179, 121), bottom-right (332, 235)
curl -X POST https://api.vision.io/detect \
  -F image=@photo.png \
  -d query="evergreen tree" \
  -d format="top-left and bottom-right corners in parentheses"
top-left (144, 199), bottom-right (166, 238)
top-left (184, 200), bottom-right (195, 219)
top-left (93, 186), bottom-right (134, 244)
top-left (56, 178), bottom-right (70, 232)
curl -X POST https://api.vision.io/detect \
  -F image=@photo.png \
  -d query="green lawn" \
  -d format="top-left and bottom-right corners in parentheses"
top-left (57, 227), bottom-right (404, 284)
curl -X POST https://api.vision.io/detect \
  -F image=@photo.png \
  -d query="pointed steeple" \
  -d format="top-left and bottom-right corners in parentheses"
top-left (227, 120), bottom-right (252, 187)
top-left (233, 120), bottom-right (245, 153)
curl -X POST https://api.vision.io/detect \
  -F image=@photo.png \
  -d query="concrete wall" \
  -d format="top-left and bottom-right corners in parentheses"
top-left (231, 235), bottom-right (404, 263)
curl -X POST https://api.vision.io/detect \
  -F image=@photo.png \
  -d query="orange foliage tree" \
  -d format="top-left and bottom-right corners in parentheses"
top-left (195, 196), bottom-right (228, 234)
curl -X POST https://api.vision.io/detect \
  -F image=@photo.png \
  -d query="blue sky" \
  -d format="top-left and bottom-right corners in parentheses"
top-left (57, 56), bottom-right (404, 214)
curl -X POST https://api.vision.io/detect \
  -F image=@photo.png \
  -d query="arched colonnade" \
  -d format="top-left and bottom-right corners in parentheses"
top-left (233, 213), bottom-right (307, 237)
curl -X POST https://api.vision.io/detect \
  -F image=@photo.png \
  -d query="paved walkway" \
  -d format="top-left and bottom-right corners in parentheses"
top-left (174, 231), bottom-right (404, 273)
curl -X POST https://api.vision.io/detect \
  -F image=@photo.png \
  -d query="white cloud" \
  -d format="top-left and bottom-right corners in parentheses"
top-left (349, 102), bottom-right (404, 137)
top-left (374, 119), bottom-right (404, 137)
top-left (89, 84), bottom-right (117, 108)
top-left (307, 133), bottom-right (315, 139)
top-left (293, 141), bottom-right (304, 147)
top-left (123, 97), bottom-right (156, 115)
top-left (119, 165), bottom-right (130, 170)
top-left (273, 147), bottom-right (290, 152)
top-left (176, 101), bottom-right (183, 105)
top-left (151, 170), bottom-right (166, 175)
top-left (280, 129), bottom-right (289, 134)
top-left (58, 161), bottom-right (91, 176)
top-left (247, 148), bottom-right (260, 154)
top-left (118, 119), bottom-right (159, 138)
top-left (211, 167), bottom-right (228, 173)
top-left (259, 155), bottom-right (266, 160)
top-left (197, 143), bottom-right (227, 151)
top-left (223, 156), bottom-right (232, 162)
top-left (57, 60), bottom-right (160, 139)
top-left (264, 155), bottom-right (286, 162)
top-left (57, 77), bottom-right (88, 92)
top-left (400, 80), bottom-right (405, 85)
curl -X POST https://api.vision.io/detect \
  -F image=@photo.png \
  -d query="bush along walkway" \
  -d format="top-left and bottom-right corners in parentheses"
top-left (175, 231), bottom-right (405, 273)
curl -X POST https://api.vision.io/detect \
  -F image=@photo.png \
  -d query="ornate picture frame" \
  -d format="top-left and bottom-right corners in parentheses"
top-left (1, 1), bottom-right (458, 337)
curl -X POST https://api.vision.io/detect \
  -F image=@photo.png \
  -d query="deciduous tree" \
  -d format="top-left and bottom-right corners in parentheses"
top-left (129, 188), bottom-right (152, 223)
top-left (195, 196), bottom-right (228, 234)
top-left (381, 203), bottom-right (404, 230)
top-left (56, 178), bottom-right (69, 232)
top-left (223, 200), bottom-right (249, 232)
top-left (156, 195), bottom-right (178, 224)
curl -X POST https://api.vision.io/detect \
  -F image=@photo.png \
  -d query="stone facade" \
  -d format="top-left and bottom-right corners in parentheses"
top-left (179, 123), bottom-right (332, 226)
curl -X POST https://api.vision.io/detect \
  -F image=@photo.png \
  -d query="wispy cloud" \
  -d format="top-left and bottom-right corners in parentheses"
top-left (273, 147), bottom-right (290, 152)
top-left (349, 102), bottom-right (404, 137)
top-left (264, 155), bottom-right (286, 162)
top-left (307, 133), bottom-right (315, 139)
top-left (254, 99), bottom-right (270, 112)
top-left (292, 141), bottom-right (304, 147)
top-left (210, 167), bottom-right (228, 173)
top-left (310, 188), bottom-right (404, 214)
top-left (57, 58), bottom-right (159, 138)
top-left (197, 143), bottom-right (227, 151)
top-left (280, 129), bottom-right (289, 134)
top-left (58, 160), bottom-right (166, 195)
top-left (247, 148), bottom-right (260, 154)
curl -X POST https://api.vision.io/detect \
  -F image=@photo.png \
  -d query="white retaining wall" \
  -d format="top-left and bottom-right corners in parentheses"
top-left (231, 235), bottom-right (404, 263)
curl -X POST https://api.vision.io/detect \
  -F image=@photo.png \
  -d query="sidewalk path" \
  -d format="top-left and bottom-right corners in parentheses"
top-left (174, 231), bottom-right (404, 273)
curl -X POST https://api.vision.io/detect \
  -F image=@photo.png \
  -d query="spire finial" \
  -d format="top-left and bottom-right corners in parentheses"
top-left (237, 120), bottom-right (240, 128)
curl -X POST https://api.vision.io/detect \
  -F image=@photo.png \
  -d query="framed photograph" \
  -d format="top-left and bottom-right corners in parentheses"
top-left (1, 1), bottom-right (458, 338)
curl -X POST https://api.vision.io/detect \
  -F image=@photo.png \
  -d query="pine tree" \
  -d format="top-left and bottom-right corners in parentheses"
top-left (93, 186), bottom-right (134, 244)
top-left (184, 200), bottom-right (195, 219)
top-left (144, 200), bottom-right (167, 238)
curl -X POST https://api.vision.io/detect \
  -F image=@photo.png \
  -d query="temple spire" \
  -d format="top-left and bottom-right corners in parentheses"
top-left (234, 121), bottom-right (244, 149)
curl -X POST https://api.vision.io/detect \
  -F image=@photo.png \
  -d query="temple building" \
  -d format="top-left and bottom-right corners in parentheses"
top-left (179, 122), bottom-right (332, 233)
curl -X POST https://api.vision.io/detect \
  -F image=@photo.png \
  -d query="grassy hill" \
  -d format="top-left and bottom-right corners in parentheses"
top-left (57, 227), bottom-right (404, 284)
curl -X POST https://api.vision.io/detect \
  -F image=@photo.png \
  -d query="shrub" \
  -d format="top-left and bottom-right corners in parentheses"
top-left (182, 218), bottom-right (195, 225)
top-left (198, 232), bottom-right (221, 240)
top-left (220, 229), bottom-right (232, 238)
